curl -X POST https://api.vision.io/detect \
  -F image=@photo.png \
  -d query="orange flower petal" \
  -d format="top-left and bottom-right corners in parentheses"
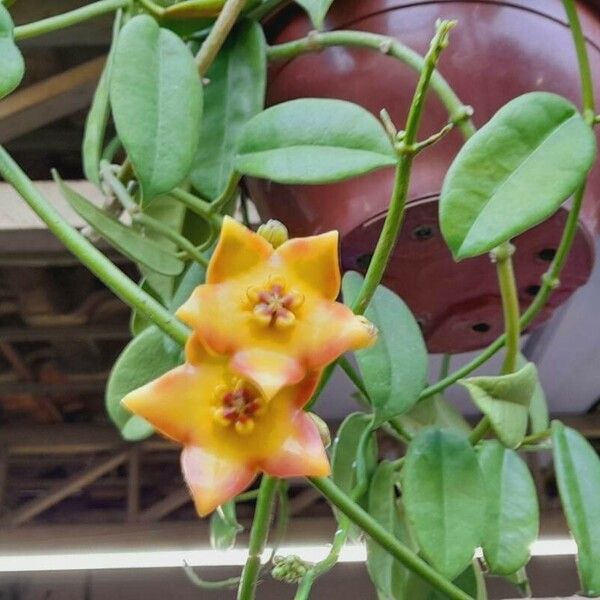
top-left (207, 216), bottom-right (273, 284)
top-left (230, 349), bottom-right (305, 400)
top-left (301, 300), bottom-right (378, 371)
top-left (261, 411), bottom-right (330, 478)
top-left (181, 446), bottom-right (258, 517)
top-left (276, 231), bottom-right (341, 301)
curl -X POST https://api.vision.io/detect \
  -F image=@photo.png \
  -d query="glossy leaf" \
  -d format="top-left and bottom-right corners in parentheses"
top-left (235, 99), bottom-right (396, 184)
top-left (331, 412), bottom-right (377, 539)
top-left (403, 428), bottom-right (484, 579)
top-left (190, 21), bottom-right (265, 199)
top-left (367, 462), bottom-right (411, 598)
top-left (0, 5), bottom-right (24, 100)
top-left (397, 393), bottom-right (471, 438)
top-left (440, 92), bottom-right (596, 259)
top-left (294, 0), bottom-right (334, 29)
top-left (106, 326), bottom-right (182, 438)
top-left (210, 501), bottom-right (242, 551)
top-left (110, 15), bottom-right (203, 201)
top-left (459, 362), bottom-right (538, 448)
top-left (552, 420), bottom-right (600, 595)
top-left (343, 272), bottom-right (428, 426)
top-left (83, 11), bottom-right (121, 186)
top-left (55, 174), bottom-right (185, 277)
top-left (478, 440), bottom-right (539, 575)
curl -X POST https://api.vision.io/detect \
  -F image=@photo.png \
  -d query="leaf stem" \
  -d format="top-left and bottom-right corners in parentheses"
top-left (351, 20), bottom-right (455, 315)
top-left (237, 475), bottom-right (278, 600)
top-left (309, 477), bottom-right (474, 600)
top-left (14, 0), bottom-right (130, 40)
top-left (0, 145), bottom-right (190, 346)
top-left (183, 562), bottom-right (240, 590)
top-left (196, 0), bottom-right (247, 77)
top-left (171, 187), bottom-right (222, 228)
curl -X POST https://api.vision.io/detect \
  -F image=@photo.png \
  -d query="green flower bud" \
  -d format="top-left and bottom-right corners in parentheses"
top-left (271, 555), bottom-right (310, 583)
top-left (257, 220), bottom-right (289, 249)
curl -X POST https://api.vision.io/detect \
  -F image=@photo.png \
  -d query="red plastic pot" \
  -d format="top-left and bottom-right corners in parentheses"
top-left (247, 0), bottom-right (600, 353)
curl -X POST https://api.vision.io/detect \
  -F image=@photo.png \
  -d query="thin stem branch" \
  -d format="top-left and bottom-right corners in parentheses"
top-left (309, 477), bottom-right (473, 600)
top-left (183, 562), bottom-right (240, 590)
top-left (237, 475), bottom-right (278, 600)
top-left (562, 0), bottom-right (595, 123)
top-left (0, 145), bottom-right (189, 346)
top-left (170, 188), bottom-right (222, 228)
top-left (210, 172), bottom-right (242, 213)
top-left (267, 29), bottom-right (475, 138)
top-left (196, 0), bottom-right (246, 77)
top-left (14, 0), bottom-right (129, 41)
top-left (351, 21), bottom-right (455, 315)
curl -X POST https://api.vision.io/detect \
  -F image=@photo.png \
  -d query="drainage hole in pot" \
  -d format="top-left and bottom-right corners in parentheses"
top-left (412, 224), bottom-right (434, 241)
top-left (538, 248), bottom-right (556, 262)
top-left (356, 253), bottom-right (373, 269)
top-left (526, 285), bottom-right (541, 296)
top-left (472, 322), bottom-right (491, 333)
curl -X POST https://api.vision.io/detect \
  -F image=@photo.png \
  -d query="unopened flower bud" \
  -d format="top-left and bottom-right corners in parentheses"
top-left (308, 413), bottom-right (331, 449)
top-left (257, 220), bottom-right (289, 249)
top-left (271, 555), bottom-right (310, 583)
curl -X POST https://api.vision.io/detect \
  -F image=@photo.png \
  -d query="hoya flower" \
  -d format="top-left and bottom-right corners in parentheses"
top-left (177, 217), bottom-right (377, 400)
top-left (122, 336), bottom-right (330, 516)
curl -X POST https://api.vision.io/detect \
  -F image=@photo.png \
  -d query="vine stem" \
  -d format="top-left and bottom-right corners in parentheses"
top-left (14, 0), bottom-right (129, 40)
top-left (0, 145), bottom-right (190, 346)
top-left (352, 22), bottom-right (456, 314)
top-left (196, 0), bottom-right (247, 77)
top-left (309, 477), bottom-right (473, 600)
top-left (237, 475), bottom-right (278, 600)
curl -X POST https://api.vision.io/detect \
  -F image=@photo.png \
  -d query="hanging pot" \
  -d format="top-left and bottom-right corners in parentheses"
top-left (247, 0), bottom-right (600, 353)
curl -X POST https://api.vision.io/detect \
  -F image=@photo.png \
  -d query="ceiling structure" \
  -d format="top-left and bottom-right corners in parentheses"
top-left (0, 2), bottom-right (598, 598)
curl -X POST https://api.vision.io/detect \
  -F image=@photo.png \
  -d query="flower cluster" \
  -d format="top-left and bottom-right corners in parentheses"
top-left (122, 217), bottom-right (377, 516)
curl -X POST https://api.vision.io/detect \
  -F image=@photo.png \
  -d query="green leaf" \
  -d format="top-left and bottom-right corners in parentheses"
top-left (210, 501), bottom-right (242, 551)
top-left (82, 10), bottom-right (121, 186)
top-left (54, 174), bottom-right (185, 277)
top-left (110, 15), bottom-right (203, 201)
top-left (106, 326), bottom-right (182, 438)
top-left (331, 412), bottom-right (377, 540)
top-left (459, 363), bottom-right (538, 448)
top-left (440, 92), bottom-right (596, 259)
top-left (517, 353), bottom-right (549, 436)
top-left (294, 0), bottom-right (333, 29)
top-left (427, 562), bottom-right (487, 600)
top-left (130, 279), bottom-right (163, 336)
top-left (235, 99), bottom-right (396, 184)
top-left (367, 462), bottom-right (412, 598)
top-left (478, 440), bottom-right (539, 575)
top-left (190, 20), bottom-right (265, 199)
top-left (552, 420), bottom-right (600, 595)
top-left (403, 428), bottom-right (485, 579)
top-left (342, 272), bottom-right (428, 427)
top-left (396, 393), bottom-right (471, 438)
top-left (0, 5), bottom-right (24, 100)
top-left (121, 415), bottom-right (155, 441)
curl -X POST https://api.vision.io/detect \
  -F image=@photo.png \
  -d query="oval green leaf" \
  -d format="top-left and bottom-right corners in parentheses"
top-left (552, 420), bottom-right (600, 595)
top-left (110, 15), bottom-right (203, 201)
top-left (403, 428), bottom-right (485, 579)
top-left (190, 20), bottom-right (266, 199)
top-left (210, 501), bottom-right (242, 551)
top-left (82, 11), bottom-right (121, 186)
top-left (54, 173), bottom-right (184, 277)
top-left (367, 462), bottom-right (412, 598)
top-left (0, 5), bottom-right (24, 100)
top-left (121, 415), bottom-right (155, 442)
top-left (459, 362), bottom-right (538, 448)
top-left (342, 272), bottom-right (428, 426)
top-left (106, 326), bottom-right (182, 437)
top-left (440, 92), bottom-right (596, 259)
top-left (478, 440), bottom-right (539, 575)
top-left (235, 98), bottom-right (396, 184)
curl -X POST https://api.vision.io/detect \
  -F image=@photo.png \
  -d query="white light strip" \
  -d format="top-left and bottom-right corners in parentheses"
top-left (0, 538), bottom-right (576, 573)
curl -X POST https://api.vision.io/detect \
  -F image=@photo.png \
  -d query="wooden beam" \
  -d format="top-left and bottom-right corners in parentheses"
top-left (138, 487), bottom-right (191, 523)
top-left (127, 447), bottom-right (141, 523)
top-left (0, 56), bottom-right (105, 143)
top-left (4, 450), bottom-right (129, 526)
